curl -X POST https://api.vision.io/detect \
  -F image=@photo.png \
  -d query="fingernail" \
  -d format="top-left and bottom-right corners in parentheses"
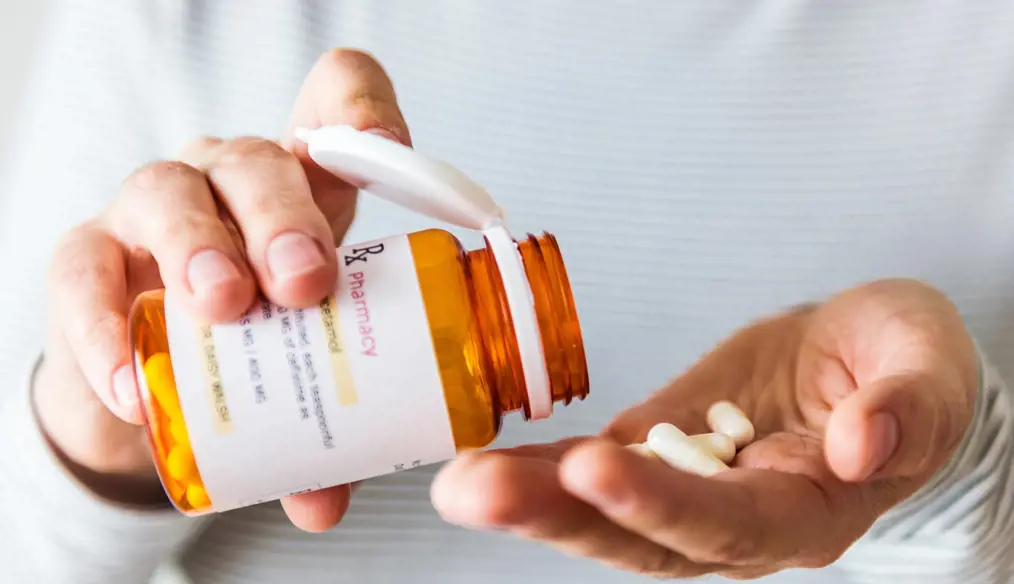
top-left (267, 232), bottom-right (326, 281)
top-left (187, 249), bottom-right (242, 295)
top-left (865, 412), bottom-right (900, 478)
top-left (112, 365), bottom-right (139, 417)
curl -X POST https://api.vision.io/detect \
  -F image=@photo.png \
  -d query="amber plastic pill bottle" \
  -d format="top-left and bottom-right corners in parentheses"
top-left (128, 126), bottom-right (590, 515)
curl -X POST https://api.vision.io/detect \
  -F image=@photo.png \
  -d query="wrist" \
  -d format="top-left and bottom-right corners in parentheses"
top-left (41, 430), bottom-right (170, 507)
top-left (32, 357), bottom-right (169, 507)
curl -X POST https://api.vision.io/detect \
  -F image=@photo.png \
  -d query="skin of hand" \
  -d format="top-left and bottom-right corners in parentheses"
top-left (32, 48), bottom-right (411, 532)
top-left (431, 278), bottom-right (979, 580)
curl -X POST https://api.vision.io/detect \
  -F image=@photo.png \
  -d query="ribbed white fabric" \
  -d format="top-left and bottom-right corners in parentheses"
top-left (1, 1), bottom-right (1013, 583)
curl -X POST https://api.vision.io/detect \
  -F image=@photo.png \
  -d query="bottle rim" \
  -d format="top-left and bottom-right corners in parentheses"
top-left (520, 232), bottom-right (589, 404)
top-left (482, 224), bottom-right (553, 420)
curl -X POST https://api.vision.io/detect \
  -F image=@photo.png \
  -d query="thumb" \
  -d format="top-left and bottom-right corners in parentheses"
top-left (281, 48), bottom-right (411, 242)
top-left (824, 370), bottom-right (972, 482)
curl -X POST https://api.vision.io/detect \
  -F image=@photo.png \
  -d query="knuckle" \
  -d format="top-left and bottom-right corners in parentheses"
top-left (123, 161), bottom-right (203, 196)
top-left (249, 187), bottom-right (315, 220)
top-left (178, 135), bottom-right (224, 165)
top-left (161, 211), bottom-right (227, 247)
top-left (215, 137), bottom-right (295, 170)
top-left (67, 311), bottom-right (123, 358)
top-left (49, 229), bottom-right (108, 290)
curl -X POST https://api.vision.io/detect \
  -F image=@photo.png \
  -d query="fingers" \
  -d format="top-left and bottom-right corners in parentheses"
top-left (196, 138), bottom-right (338, 307)
top-left (603, 400), bottom-right (709, 444)
top-left (111, 161), bottom-right (256, 321)
top-left (494, 436), bottom-right (592, 462)
top-left (116, 137), bottom-right (340, 312)
top-left (48, 225), bottom-right (141, 423)
top-left (432, 452), bottom-right (708, 578)
top-left (280, 484), bottom-right (352, 533)
top-left (282, 48), bottom-right (412, 241)
top-left (558, 440), bottom-right (858, 569)
top-left (825, 370), bottom-right (971, 481)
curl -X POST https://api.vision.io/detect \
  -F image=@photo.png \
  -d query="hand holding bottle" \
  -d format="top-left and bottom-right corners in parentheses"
top-left (34, 49), bottom-right (411, 532)
top-left (432, 278), bottom-right (979, 579)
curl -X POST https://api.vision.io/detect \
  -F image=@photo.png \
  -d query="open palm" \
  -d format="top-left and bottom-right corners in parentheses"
top-left (432, 278), bottom-right (978, 580)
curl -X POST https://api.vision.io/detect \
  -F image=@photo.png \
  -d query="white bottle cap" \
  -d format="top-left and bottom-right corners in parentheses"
top-left (296, 125), bottom-right (553, 420)
top-left (296, 126), bottom-right (504, 230)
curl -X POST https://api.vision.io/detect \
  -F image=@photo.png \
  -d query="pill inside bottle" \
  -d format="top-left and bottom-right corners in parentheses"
top-left (131, 229), bottom-right (589, 515)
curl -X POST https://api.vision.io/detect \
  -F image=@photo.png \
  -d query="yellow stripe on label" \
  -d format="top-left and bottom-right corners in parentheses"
top-left (319, 295), bottom-right (358, 406)
top-left (198, 324), bottom-right (234, 434)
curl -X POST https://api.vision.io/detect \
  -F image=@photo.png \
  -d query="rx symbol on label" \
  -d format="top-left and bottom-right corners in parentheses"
top-left (343, 243), bottom-right (385, 266)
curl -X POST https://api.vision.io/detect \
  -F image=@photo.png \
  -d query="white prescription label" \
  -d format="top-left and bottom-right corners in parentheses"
top-left (164, 234), bottom-right (456, 511)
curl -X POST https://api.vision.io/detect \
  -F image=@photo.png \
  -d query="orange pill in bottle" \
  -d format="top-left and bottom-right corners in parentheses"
top-left (128, 126), bottom-right (590, 516)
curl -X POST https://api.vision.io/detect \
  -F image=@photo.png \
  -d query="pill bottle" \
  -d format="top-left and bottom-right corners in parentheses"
top-left (128, 126), bottom-right (590, 515)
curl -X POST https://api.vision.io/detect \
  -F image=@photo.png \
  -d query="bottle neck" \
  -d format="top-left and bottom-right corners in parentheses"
top-left (465, 232), bottom-right (589, 420)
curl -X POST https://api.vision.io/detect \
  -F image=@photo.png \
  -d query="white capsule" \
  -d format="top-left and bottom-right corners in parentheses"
top-left (625, 442), bottom-right (656, 459)
top-left (646, 423), bottom-right (729, 477)
top-left (688, 433), bottom-right (737, 463)
top-left (706, 401), bottom-right (755, 448)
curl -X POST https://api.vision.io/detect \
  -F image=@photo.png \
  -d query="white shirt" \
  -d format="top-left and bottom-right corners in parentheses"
top-left (1, 1), bottom-right (1012, 583)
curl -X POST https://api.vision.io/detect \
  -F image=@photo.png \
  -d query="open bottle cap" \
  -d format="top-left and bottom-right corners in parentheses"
top-left (296, 126), bottom-right (504, 230)
top-left (296, 126), bottom-right (552, 420)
